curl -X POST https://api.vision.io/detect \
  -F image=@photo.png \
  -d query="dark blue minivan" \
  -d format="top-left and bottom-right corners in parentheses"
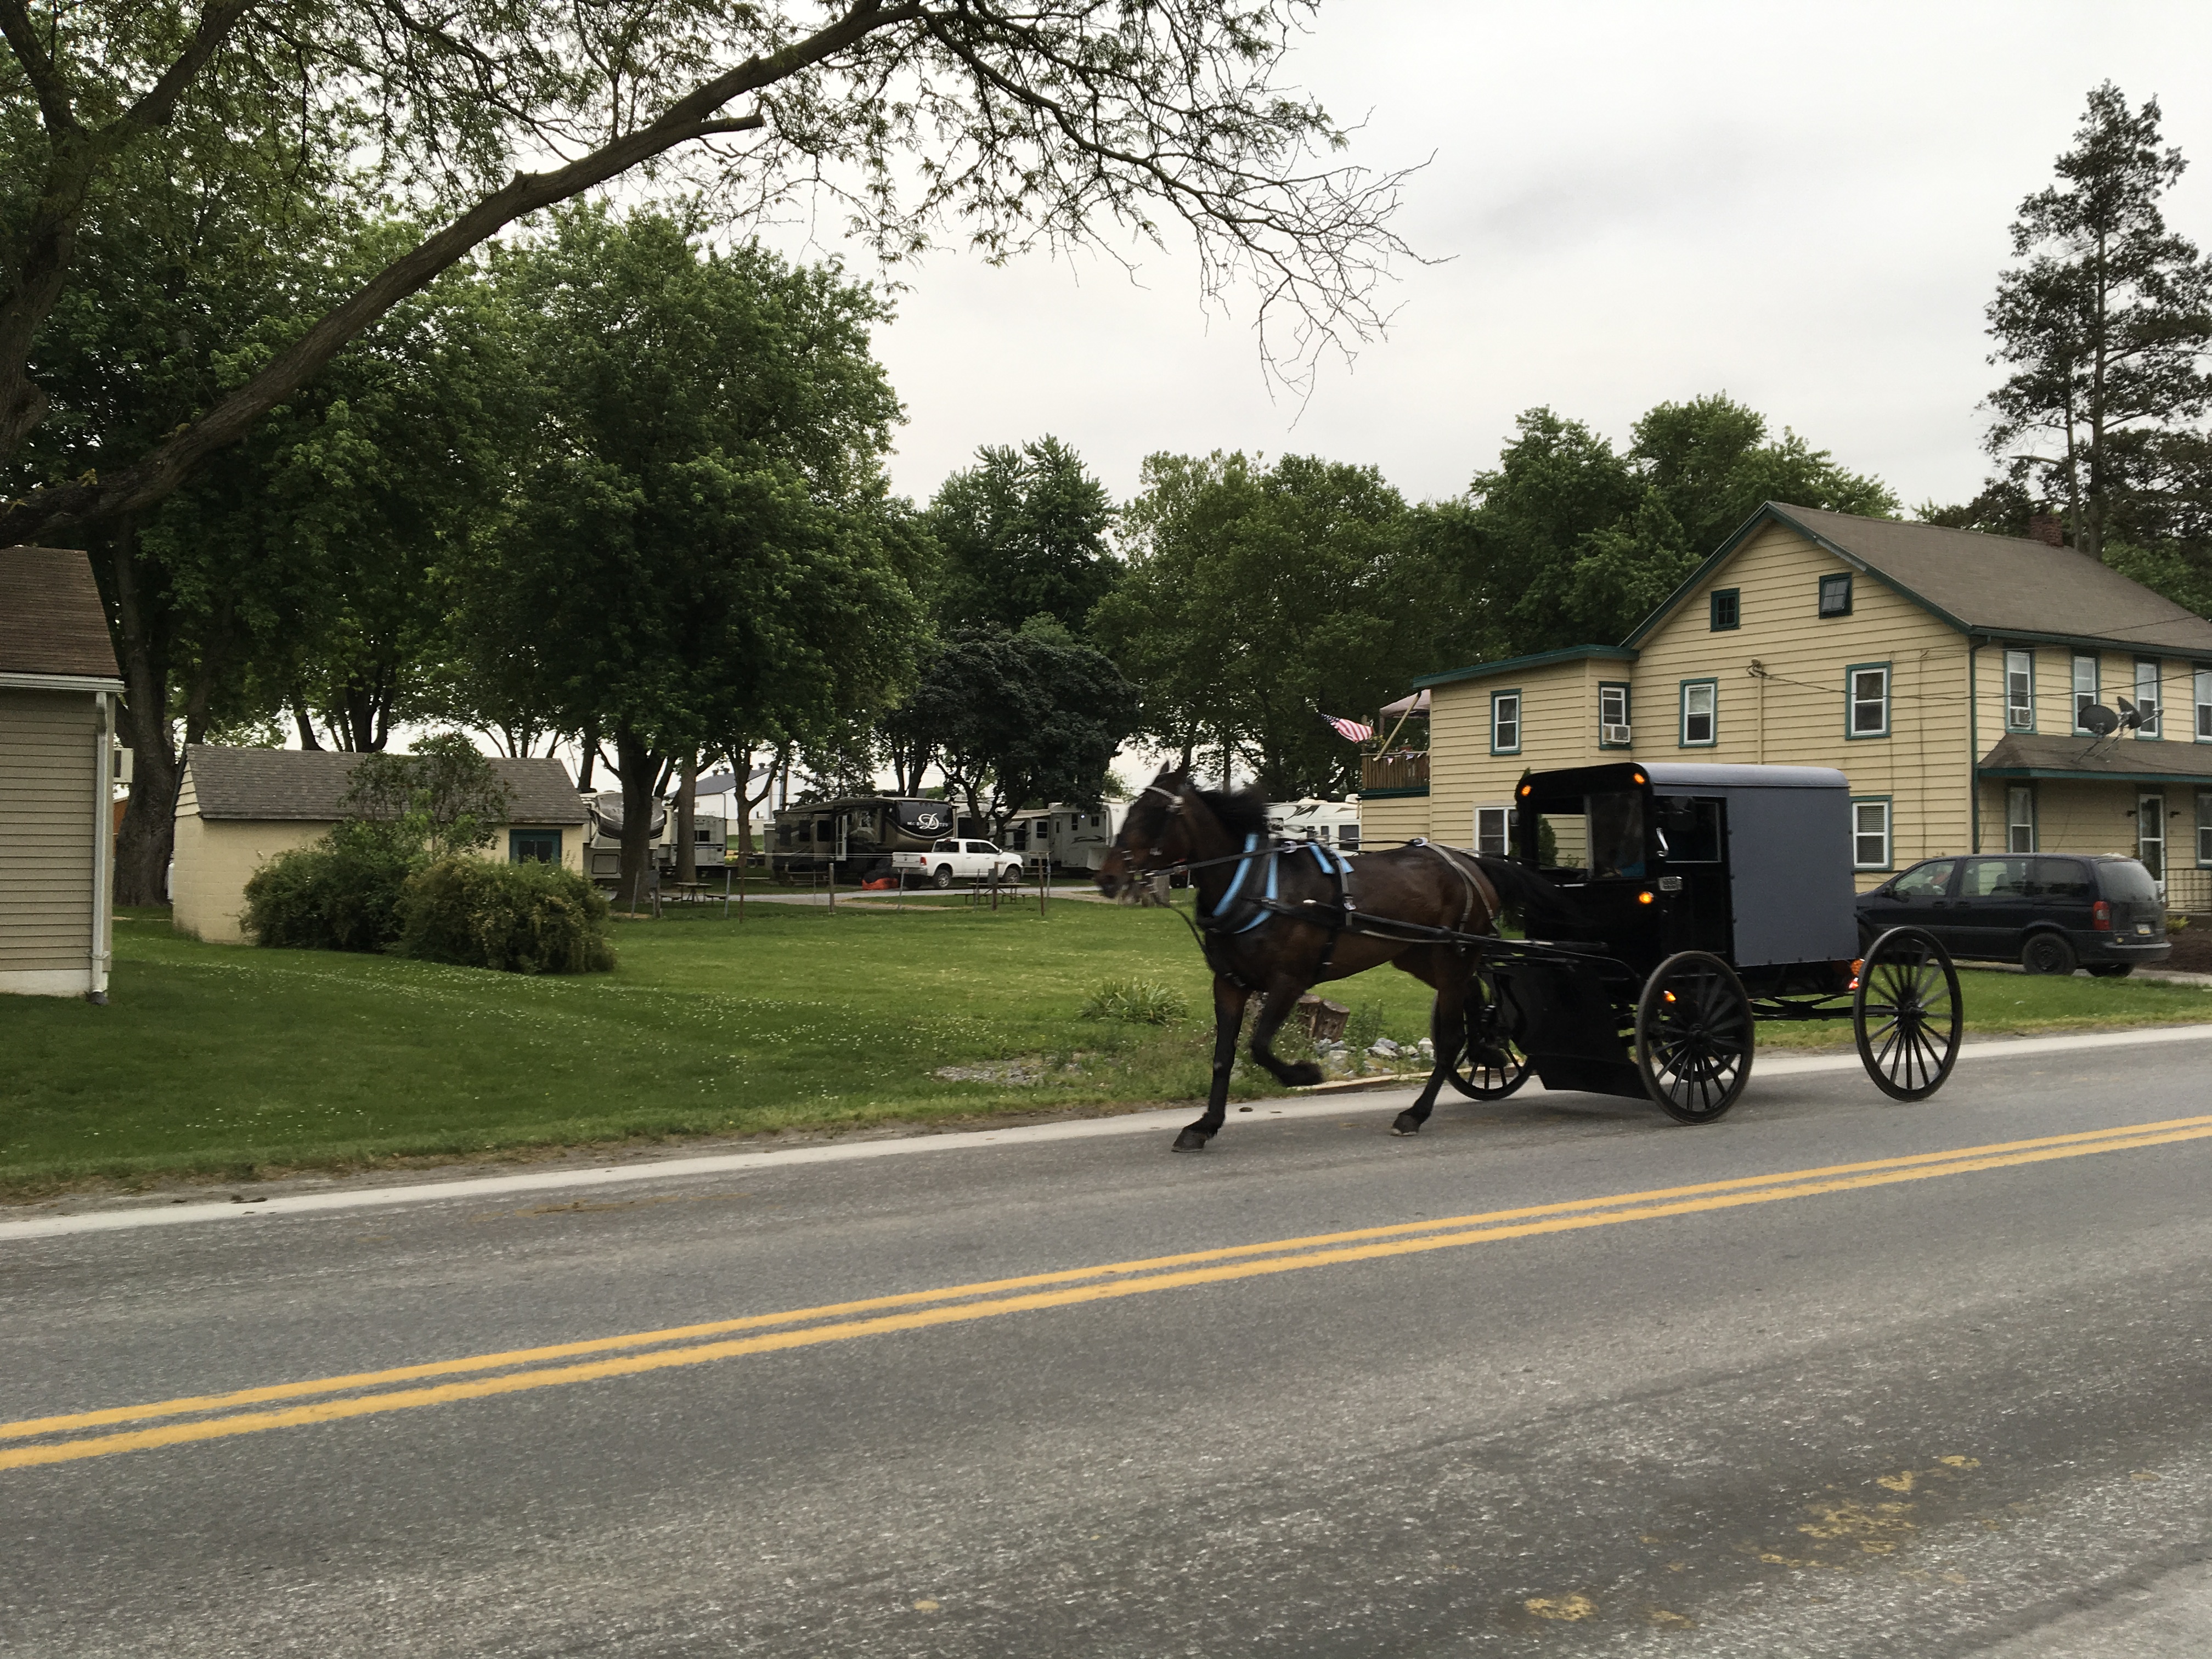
top-left (1857, 854), bottom-right (2169, 977)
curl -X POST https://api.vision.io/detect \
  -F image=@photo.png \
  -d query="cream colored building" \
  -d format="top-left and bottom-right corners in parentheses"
top-left (0, 546), bottom-right (122, 998)
top-left (173, 747), bottom-right (588, 944)
top-left (1364, 504), bottom-right (2212, 903)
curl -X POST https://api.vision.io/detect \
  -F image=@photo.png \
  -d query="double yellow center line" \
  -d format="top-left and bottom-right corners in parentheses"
top-left (9, 1113), bottom-right (2211, 1472)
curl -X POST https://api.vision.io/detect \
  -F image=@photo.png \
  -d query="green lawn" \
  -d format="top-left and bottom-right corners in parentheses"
top-left (3, 903), bottom-right (2208, 1195)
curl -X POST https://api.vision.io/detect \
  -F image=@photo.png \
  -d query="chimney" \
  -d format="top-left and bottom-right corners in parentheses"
top-left (2027, 512), bottom-right (2064, 547)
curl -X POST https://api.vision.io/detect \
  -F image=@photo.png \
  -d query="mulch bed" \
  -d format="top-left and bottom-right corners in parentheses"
top-left (2162, 921), bottom-right (2212, 974)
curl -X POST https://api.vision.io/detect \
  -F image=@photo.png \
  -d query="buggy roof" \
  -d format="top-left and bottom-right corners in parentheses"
top-left (1521, 760), bottom-right (1847, 797)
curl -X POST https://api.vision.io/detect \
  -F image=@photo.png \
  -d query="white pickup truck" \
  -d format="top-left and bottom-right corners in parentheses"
top-left (891, 838), bottom-right (1026, 888)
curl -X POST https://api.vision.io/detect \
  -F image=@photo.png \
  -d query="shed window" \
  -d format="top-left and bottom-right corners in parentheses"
top-left (1709, 588), bottom-right (1740, 630)
top-left (510, 828), bottom-right (560, 865)
top-left (1680, 680), bottom-right (1717, 747)
top-left (2135, 659), bottom-right (2162, 737)
top-left (2006, 786), bottom-right (2035, 854)
top-left (1490, 690), bottom-right (1521, 754)
top-left (1852, 799), bottom-right (1892, 871)
top-left (1818, 572), bottom-right (1853, 617)
top-left (2073, 654), bottom-right (2100, 732)
top-left (1848, 664), bottom-right (1890, 737)
top-left (1474, 806), bottom-right (1510, 856)
top-left (2004, 650), bottom-right (2034, 731)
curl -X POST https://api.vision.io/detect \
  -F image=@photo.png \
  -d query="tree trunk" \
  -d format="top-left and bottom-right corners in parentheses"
top-left (612, 723), bottom-right (663, 909)
top-left (675, 752), bottom-right (698, 883)
top-left (101, 523), bottom-right (179, 907)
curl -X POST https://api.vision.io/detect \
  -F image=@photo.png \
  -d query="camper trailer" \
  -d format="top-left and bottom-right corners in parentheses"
top-left (1001, 803), bottom-right (1130, 872)
top-left (769, 796), bottom-right (957, 881)
top-left (1267, 798), bottom-right (1361, 852)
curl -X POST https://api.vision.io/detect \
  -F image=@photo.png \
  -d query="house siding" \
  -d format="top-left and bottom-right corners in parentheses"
top-left (1427, 661), bottom-right (1602, 849)
top-left (1631, 523), bottom-right (1972, 888)
top-left (0, 687), bottom-right (102, 990)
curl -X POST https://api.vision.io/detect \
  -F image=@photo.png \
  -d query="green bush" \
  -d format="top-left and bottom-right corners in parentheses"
top-left (1079, 977), bottom-right (1190, 1024)
top-left (397, 857), bottom-right (615, 975)
top-left (240, 821), bottom-right (419, 952)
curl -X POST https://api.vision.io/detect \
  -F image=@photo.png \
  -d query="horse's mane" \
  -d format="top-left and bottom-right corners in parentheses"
top-left (1192, 785), bottom-right (1269, 842)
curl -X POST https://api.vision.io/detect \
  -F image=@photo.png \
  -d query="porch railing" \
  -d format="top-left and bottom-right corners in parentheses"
top-left (1360, 751), bottom-right (1429, 793)
top-left (2162, 865), bottom-right (2211, 913)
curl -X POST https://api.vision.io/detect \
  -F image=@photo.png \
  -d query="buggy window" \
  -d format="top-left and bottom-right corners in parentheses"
top-left (1587, 791), bottom-right (1646, 879)
top-left (1654, 797), bottom-right (1723, 864)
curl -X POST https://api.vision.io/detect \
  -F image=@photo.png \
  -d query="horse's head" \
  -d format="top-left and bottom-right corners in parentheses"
top-left (1097, 770), bottom-right (1197, 904)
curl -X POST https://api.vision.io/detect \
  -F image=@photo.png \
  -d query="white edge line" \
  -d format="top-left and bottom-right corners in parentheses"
top-left (8, 1023), bottom-right (2211, 1243)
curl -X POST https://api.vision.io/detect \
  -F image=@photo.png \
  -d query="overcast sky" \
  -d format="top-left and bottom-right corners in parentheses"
top-left (818, 1), bottom-right (2212, 517)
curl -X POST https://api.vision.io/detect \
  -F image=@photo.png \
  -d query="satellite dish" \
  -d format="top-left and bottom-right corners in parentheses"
top-left (2080, 703), bottom-right (2120, 736)
top-left (2116, 696), bottom-right (2142, 729)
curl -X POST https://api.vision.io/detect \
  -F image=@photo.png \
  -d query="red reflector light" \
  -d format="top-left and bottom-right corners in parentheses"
top-left (2092, 899), bottom-right (2112, 932)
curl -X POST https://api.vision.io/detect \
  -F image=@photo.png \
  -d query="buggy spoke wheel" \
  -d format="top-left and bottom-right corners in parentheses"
top-left (1444, 969), bottom-right (1530, 1100)
top-left (1854, 927), bottom-right (1962, 1102)
top-left (1635, 951), bottom-right (1753, 1125)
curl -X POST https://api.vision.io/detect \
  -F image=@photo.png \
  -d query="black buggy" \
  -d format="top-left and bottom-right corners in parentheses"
top-left (1452, 761), bottom-right (1962, 1122)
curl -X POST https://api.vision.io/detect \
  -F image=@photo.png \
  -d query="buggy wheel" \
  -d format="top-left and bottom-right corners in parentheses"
top-left (1854, 927), bottom-right (1961, 1101)
top-left (1442, 971), bottom-right (1530, 1101)
top-left (1635, 951), bottom-right (1753, 1124)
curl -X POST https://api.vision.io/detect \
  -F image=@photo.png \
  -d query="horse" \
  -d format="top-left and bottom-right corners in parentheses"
top-left (1098, 769), bottom-right (1559, 1152)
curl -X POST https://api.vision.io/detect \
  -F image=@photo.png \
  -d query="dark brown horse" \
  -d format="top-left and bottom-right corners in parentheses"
top-left (1098, 769), bottom-right (1556, 1151)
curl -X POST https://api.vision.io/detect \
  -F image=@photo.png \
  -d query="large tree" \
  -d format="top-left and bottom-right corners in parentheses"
top-left (1984, 82), bottom-right (2212, 561)
top-left (1, 1), bottom-right (1411, 548)
top-left (1096, 450), bottom-right (1413, 797)
top-left (455, 206), bottom-right (928, 896)
top-left (925, 436), bottom-right (1116, 634)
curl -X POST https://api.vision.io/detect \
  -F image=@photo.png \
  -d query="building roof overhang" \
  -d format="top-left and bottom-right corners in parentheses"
top-left (1411, 643), bottom-right (1637, 691)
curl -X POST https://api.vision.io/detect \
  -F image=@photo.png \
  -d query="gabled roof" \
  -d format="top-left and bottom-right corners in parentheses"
top-left (1977, 731), bottom-right (2212, 785)
top-left (1412, 643), bottom-right (1637, 690)
top-left (182, 747), bottom-right (586, 823)
top-left (1624, 503), bottom-right (2212, 657)
top-left (0, 545), bottom-right (122, 684)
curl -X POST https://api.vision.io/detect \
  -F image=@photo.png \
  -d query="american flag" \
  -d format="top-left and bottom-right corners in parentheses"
top-left (1322, 713), bottom-right (1375, 743)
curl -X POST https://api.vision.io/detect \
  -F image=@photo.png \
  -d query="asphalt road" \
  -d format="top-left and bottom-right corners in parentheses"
top-left (8, 1031), bottom-right (2212, 1657)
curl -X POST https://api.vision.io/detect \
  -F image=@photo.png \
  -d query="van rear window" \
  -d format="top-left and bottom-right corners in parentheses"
top-left (2097, 860), bottom-right (2160, 901)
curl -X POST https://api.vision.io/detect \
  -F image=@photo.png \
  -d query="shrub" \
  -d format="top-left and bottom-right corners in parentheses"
top-left (1079, 977), bottom-right (1190, 1024)
top-left (1343, 1001), bottom-right (1385, 1053)
top-left (240, 820), bottom-right (420, 952)
top-left (397, 857), bottom-right (615, 974)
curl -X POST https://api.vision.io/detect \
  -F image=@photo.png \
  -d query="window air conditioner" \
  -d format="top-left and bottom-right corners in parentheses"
top-left (1601, 723), bottom-right (1633, 746)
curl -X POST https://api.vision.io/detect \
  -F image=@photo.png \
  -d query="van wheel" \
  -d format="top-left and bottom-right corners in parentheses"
top-left (932, 865), bottom-right (953, 889)
top-left (2021, 933), bottom-right (2077, 975)
top-left (2086, 962), bottom-right (2135, 978)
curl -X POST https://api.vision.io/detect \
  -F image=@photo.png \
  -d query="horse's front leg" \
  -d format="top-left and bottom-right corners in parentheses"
top-left (1174, 974), bottom-right (1248, 1152)
top-left (1248, 978), bottom-right (1325, 1090)
top-left (1394, 961), bottom-right (1467, 1137)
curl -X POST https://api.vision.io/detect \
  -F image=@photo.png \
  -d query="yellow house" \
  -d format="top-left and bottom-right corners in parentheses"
top-left (0, 546), bottom-right (122, 999)
top-left (172, 746), bottom-right (589, 944)
top-left (1362, 503), bottom-right (2212, 904)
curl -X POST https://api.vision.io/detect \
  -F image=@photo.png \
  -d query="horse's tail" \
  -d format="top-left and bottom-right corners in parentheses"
top-left (1471, 853), bottom-right (1573, 930)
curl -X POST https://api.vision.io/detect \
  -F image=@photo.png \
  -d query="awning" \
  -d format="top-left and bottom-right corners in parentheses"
top-left (1978, 731), bottom-right (2212, 787)
top-left (1379, 689), bottom-right (1431, 719)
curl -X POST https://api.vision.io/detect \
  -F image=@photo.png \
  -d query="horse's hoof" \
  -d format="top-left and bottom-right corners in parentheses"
top-left (1285, 1061), bottom-right (1325, 1087)
top-left (1171, 1130), bottom-right (1212, 1153)
top-left (1391, 1110), bottom-right (1424, 1136)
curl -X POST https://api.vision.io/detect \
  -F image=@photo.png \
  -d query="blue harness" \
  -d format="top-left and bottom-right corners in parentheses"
top-left (1207, 835), bottom-right (1354, 934)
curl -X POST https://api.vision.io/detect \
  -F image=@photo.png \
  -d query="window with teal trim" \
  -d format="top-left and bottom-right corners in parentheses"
top-left (510, 828), bottom-right (560, 864)
top-left (1680, 680), bottom-right (1717, 747)
top-left (1490, 690), bottom-right (1521, 754)
top-left (1709, 588), bottom-right (1740, 630)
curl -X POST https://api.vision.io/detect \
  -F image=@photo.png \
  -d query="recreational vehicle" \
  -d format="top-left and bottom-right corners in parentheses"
top-left (769, 796), bottom-right (958, 880)
top-left (1002, 803), bottom-right (1130, 872)
top-left (1267, 798), bottom-right (1362, 851)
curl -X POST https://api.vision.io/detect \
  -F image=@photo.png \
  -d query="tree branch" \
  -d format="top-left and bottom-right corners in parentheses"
top-left (0, 0), bottom-right (76, 133)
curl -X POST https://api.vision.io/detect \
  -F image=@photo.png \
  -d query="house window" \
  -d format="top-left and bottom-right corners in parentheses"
top-left (1709, 588), bottom-right (1740, 631)
top-left (1818, 572), bottom-right (1853, 617)
top-left (1847, 662), bottom-right (1891, 738)
top-left (1489, 690), bottom-right (1521, 754)
top-left (2135, 659), bottom-right (2162, 737)
top-left (2198, 668), bottom-right (2212, 740)
top-left (2005, 649), bottom-right (2034, 731)
top-left (1475, 805), bottom-right (1510, 855)
top-left (2198, 791), bottom-right (2212, 867)
top-left (1680, 680), bottom-right (1717, 747)
top-left (2138, 791), bottom-right (2166, 883)
top-left (1598, 682), bottom-right (1631, 747)
top-left (1852, 798), bottom-right (1892, 871)
top-left (510, 828), bottom-right (560, 865)
top-left (2006, 786), bottom-right (2035, 854)
top-left (2072, 653), bottom-right (2100, 732)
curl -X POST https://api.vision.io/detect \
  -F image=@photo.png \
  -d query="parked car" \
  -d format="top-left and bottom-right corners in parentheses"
top-left (1856, 854), bottom-right (2169, 976)
top-left (890, 838), bottom-right (1026, 889)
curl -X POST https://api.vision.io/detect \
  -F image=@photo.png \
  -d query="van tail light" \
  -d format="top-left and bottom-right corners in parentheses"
top-left (2092, 900), bottom-right (2112, 932)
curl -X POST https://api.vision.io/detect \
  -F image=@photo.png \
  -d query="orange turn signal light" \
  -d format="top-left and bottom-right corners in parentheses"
top-left (1631, 771), bottom-right (1646, 786)
top-left (1662, 990), bottom-right (1677, 1003)
top-left (1637, 890), bottom-right (1654, 905)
